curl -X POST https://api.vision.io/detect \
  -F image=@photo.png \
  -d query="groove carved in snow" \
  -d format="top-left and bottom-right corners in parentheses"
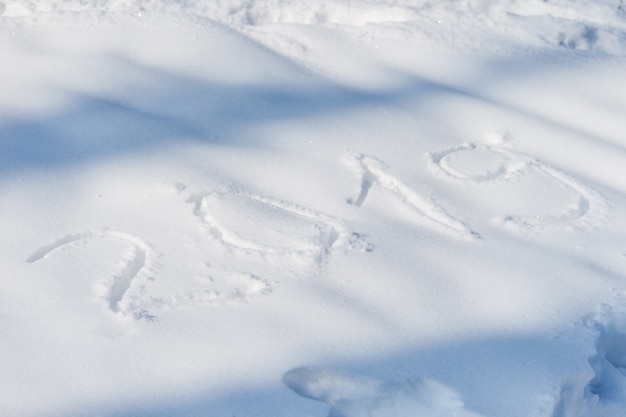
top-left (26, 228), bottom-right (154, 316)
top-left (429, 143), bottom-right (607, 233)
top-left (25, 188), bottom-right (371, 320)
top-left (189, 189), bottom-right (370, 271)
top-left (346, 150), bottom-right (479, 239)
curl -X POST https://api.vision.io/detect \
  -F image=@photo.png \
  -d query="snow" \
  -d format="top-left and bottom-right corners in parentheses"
top-left (1, 1), bottom-right (626, 416)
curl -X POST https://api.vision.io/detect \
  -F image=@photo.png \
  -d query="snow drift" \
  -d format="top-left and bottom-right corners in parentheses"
top-left (1, 1), bottom-right (626, 417)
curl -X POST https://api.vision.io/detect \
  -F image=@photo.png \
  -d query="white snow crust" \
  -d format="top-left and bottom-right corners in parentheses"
top-left (1, 1), bottom-right (626, 416)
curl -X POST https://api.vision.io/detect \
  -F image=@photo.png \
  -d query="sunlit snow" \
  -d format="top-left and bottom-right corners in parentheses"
top-left (1, 1), bottom-right (626, 417)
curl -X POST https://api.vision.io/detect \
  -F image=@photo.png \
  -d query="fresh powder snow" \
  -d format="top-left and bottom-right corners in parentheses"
top-left (1, 1), bottom-right (626, 416)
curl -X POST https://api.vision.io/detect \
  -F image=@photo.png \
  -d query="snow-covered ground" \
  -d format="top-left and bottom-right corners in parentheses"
top-left (2, 1), bottom-right (626, 416)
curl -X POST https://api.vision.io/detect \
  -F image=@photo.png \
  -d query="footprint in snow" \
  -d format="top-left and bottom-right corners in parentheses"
top-left (284, 367), bottom-right (483, 417)
top-left (429, 143), bottom-right (607, 234)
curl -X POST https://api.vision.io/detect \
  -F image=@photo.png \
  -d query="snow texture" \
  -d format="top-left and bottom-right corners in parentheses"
top-left (1, 1), bottom-right (626, 417)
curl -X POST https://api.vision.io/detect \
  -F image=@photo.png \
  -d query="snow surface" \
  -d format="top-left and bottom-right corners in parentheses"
top-left (1, 1), bottom-right (626, 416)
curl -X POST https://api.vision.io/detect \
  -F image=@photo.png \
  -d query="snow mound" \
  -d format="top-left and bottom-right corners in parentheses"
top-left (284, 367), bottom-right (483, 417)
top-left (553, 303), bottom-right (626, 417)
